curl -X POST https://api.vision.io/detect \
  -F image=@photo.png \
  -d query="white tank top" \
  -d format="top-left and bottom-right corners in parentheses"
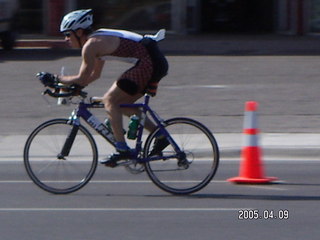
top-left (90, 28), bottom-right (143, 42)
top-left (89, 28), bottom-right (165, 63)
top-left (89, 28), bottom-right (143, 63)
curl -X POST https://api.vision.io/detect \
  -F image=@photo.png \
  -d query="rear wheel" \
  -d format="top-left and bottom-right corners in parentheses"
top-left (144, 118), bottom-right (219, 195)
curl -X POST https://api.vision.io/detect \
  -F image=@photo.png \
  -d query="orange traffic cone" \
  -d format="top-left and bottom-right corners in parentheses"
top-left (228, 101), bottom-right (277, 184)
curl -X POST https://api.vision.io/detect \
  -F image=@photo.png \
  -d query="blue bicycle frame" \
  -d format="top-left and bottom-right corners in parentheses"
top-left (63, 94), bottom-right (182, 163)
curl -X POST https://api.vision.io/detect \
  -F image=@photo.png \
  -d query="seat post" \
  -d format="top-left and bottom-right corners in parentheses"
top-left (143, 93), bottom-right (151, 106)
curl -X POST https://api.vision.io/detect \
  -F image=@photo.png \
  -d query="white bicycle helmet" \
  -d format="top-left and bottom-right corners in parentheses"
top-left (60, 9), bottom-right (93, 32)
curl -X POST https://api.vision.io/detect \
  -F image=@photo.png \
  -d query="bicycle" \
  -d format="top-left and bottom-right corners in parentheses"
top-left (23, 82), bottom-right (220, 195)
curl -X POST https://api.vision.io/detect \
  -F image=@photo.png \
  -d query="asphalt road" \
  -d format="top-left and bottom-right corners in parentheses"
top-left (1, 160), bottom-right (320, 240)
top-left (2, 48), bottom-right (320, 134)
top-left (1, 48), bottom-right (320, 239)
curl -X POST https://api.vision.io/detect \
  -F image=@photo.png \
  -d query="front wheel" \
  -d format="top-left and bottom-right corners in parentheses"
top-left (24, 119), bottom-right (98, 194)
top-left (143, 118), bottom-right (219, 195)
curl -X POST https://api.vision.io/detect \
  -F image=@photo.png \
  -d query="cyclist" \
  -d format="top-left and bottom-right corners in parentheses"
top-left (38, 9), bottom-right (169, 167)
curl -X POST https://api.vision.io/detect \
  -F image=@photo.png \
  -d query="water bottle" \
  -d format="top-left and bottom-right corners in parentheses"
top-left (127, 115), bottom-right (139, 140)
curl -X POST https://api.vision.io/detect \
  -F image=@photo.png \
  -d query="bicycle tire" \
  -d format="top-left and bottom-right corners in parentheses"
top-left (24, 119), bottom-right (98, 194)
top-left (143, 117), bottom-right (219, 195)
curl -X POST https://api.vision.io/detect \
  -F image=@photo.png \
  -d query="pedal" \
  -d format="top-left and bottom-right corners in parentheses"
top-left (178, 159), bottom-right (190, 169)
top-left (125, 161), bottom-right (145, 174)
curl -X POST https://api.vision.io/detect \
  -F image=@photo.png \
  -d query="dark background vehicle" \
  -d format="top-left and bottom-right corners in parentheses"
top-left (0, 0), bottom-right (19, 50)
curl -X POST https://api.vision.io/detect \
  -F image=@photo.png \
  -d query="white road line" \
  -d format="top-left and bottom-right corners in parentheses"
top-left (0, 180), bottom-right (226, 183)
top-left (0, 208), bottom-right (240, 212)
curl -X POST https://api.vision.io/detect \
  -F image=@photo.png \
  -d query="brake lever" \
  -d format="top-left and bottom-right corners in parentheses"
top-left (42, 88), bottom-right (73, 98)
top-left (42, 85), bottom-right (88, 99)
top-left (42, 89), bottom-right (51, 96)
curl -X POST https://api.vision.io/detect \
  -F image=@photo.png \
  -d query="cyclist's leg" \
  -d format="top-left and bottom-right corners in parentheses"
top-left (103, 83), bottom-right (157, 139)
top-left (102, 82), bottom-right (157, 166)
top-left (103, 82), bottom-right (141, 143)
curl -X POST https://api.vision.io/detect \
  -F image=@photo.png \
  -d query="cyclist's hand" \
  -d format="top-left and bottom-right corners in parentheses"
top-left (36, 72), bottom-right (58, 88)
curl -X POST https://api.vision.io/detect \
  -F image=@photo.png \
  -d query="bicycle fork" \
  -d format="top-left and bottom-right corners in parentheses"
top-left (57, 125), bottom-right (79, 160)
top-left (57, 109), bottom-right (81, 160)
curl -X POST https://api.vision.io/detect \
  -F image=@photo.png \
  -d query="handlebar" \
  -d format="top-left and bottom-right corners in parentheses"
top-left (42, 84), bottom-right (88, 99)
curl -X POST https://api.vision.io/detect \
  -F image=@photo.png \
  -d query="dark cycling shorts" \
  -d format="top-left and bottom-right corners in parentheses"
top-left (111, 38), bottom-right (168, 96)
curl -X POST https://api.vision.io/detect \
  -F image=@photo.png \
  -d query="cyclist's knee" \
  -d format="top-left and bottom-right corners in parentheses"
top-left (102, 94), bottom-right (118, 112)
top-left (102, 88), bottom-right (126, 111)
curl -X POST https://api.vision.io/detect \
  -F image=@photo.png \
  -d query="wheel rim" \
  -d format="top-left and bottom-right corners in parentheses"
top-left (144, 118), bottom-right (219, 194)
top-left (24, 119), bottom-right (97, 194)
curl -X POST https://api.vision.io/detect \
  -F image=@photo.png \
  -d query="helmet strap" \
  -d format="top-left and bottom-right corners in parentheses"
top-left (73, 30), bottom-right (83, 48)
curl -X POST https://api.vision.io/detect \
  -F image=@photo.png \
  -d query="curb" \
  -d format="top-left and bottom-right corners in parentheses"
top-left (15, 39), bottom-right (67, 49)
top-left (215, 133), bottom-right (320, 160)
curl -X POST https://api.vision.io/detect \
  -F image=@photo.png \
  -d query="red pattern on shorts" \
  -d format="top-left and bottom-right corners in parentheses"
top-left (110, 38), bottom-right (153, 93)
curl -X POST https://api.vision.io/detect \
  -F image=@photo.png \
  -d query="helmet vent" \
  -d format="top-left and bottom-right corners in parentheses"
top-left (67, 20), bottom-right (75, 29)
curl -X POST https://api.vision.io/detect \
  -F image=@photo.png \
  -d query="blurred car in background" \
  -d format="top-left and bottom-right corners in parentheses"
top-left (111, 2), bottom-right (171, 30)
top-left (0, 0), bottom-right (19, 50)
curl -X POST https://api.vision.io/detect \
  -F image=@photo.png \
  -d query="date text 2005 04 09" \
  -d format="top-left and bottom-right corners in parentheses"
top-left (238, 209), bottom-right (289, 220)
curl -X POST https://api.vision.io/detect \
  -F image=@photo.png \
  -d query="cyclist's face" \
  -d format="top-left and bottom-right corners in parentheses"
top-left (63, 31), bottom-right (80, 48)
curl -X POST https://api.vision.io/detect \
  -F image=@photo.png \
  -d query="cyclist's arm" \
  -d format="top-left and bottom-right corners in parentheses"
top-left (86, 58), bottom-right (105, 84)
top-left (58, 39), bottom-right (102, 86)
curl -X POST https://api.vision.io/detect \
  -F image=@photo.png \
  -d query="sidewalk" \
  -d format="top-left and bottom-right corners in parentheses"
top-left (215, 133), bottom-right (320, 160)
top-left (2, 133), bottom-right (320, 161)
top-left (15, 33), bottom-right (320, 56)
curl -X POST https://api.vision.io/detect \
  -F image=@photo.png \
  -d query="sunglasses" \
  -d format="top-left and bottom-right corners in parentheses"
top-left (64, 32), bottom-right (72, 37)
